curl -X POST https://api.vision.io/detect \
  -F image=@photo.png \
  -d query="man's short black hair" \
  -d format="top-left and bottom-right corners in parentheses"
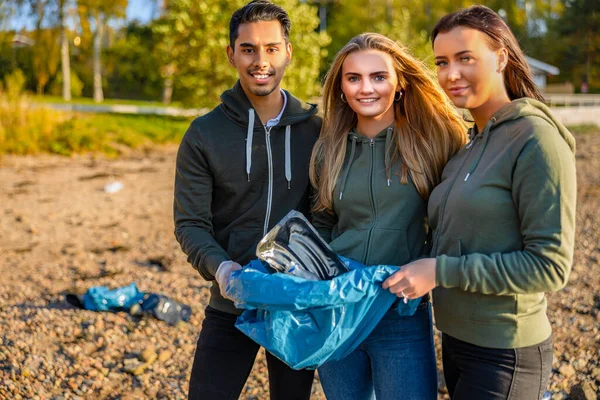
top-left (229, 0), bottom-right (291, 48)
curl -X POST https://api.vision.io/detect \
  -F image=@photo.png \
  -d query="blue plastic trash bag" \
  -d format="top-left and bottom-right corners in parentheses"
top-left (83, 282), bottom-right (145, 311)
top-left (226, 257), bottom-right (421, 370)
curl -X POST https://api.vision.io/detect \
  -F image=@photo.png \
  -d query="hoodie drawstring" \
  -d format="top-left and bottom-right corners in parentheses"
top-left (384, 127), bottom-right (393, 186)
top-left (464, 117), bottom-right (496, 182)
top-left (285, 125), bottom-right (291, 189)
top-left (246, 109), bottom-right (255, 182)
top-left (339, 135), bottom-right (357, 200)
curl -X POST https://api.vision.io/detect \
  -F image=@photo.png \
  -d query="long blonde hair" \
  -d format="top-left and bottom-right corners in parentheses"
top-left (310, 33), bottom-right (467, 212)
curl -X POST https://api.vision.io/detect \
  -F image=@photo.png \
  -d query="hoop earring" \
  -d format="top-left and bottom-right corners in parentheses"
top-left (341, 92), bottom-right (347, 103)
top-left (394, 90), bottom-right (403, 102)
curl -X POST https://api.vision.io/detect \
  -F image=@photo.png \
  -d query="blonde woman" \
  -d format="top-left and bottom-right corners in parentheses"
top-left (310, 33), bottom-right (466, 400)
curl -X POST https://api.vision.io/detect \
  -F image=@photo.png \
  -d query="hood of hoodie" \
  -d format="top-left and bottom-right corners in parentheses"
top-left (463, 98), bottom-right (576, 182)
top-left (478, 98), bottom-right (575, 152)
top-left (219, 80), bottom-right (319, 186)
top-left (219, 80), bottom-right (318, 127)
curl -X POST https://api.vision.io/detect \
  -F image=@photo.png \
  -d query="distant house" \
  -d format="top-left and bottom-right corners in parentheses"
top-left (525, 56), bottom-right (559, 91)
top-left (11, 33), bottom-right (35, 48)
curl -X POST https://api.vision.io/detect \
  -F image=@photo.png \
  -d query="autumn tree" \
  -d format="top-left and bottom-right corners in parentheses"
top-left (78, 0), bottom-right (127, 102)
top-left (554, 0), bottom-right (600, 90)
top-left (152, 0), bottom-right (329, 107)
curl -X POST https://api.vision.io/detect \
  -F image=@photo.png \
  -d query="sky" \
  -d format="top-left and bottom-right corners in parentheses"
top-left (6, 0), bottom-right (157, 31)
top-left (126, 0), bottom-right (157, 25)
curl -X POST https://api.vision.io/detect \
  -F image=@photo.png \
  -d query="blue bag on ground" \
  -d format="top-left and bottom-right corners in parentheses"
top-left (80, 283), bottom-right (191, 325)
top-left (226, 257), bottom-right (421, 370)
top-left (83, 282), bottom-right (145, 311)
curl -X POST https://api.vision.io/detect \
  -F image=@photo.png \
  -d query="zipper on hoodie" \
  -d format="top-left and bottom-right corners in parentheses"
top-left (363, 138), bottom-right (377, 263)
top-left (263, 125), bottom-right (274, 236)
top-left (431, 134), bottom-right (481, 255)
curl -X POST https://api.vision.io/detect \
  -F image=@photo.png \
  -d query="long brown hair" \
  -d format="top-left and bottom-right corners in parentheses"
top-left (310, 33), bottom-right (467, 212)
top-left (431, 5), bottom-right (544, 102)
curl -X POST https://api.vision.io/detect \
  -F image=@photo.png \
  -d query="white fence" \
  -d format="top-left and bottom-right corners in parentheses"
top-left (549, 106), bottom-right (600, 126)
top-left (545, 94), bottom-right (600, 108)
top-left (542, 94), bottom-right (600, 125)
top-left (38, 96), bottom-right (600, 126)
top-left (42, 102), bottom-right (209, 117)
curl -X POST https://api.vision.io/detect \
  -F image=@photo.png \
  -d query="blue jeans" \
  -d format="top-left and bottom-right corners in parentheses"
top-left (318, 301), bottom-right (437, 400)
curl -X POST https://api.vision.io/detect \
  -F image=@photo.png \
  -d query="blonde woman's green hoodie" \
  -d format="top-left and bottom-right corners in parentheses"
top-left (312, 126), bottom-right (428, 267)
top-left (428, 98), bottom-right (576, 349)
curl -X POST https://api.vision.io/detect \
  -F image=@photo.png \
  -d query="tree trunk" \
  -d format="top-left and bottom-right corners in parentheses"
top-left (60, 0), bottom-right (71, 102)
top-left (93, 15), bottom-right (104, 103)
top-left (162, 64), bottom-right (175, 105)
top-left (386, 0), bottom-right (392, 25)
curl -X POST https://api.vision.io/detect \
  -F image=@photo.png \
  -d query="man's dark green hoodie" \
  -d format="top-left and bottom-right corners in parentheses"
top-left (174, 81), bottom-right (321, 315)
top-left (428, 98), bottom-right (576, 349)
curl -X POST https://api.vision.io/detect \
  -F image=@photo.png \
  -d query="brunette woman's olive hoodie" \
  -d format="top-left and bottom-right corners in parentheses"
top-left (428, 98), bottom-right (576, 348)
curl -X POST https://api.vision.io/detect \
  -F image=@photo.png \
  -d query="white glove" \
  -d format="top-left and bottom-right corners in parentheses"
top-left (215, 260), bottom-right (242, 299)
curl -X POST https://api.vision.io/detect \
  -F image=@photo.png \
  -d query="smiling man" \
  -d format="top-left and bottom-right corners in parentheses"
top-left (173, 1), bottom-right (321, 399)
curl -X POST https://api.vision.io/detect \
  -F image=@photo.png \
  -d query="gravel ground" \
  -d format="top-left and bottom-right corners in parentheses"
top-left (0, 131), bottom-right (598, 400)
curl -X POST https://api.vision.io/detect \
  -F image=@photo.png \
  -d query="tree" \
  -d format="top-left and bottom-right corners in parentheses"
top-left (77, 0), bottom-right (127, 102)
top-left (58, 0), bottom-right (71, 100)
top-left (554, 0), bottom-right (600, 90)
top-left (104, 22), bottom-right (162, 100)
top-left (31, 27), bottom-right (61, 94)
top-left (0, 2), bottom-right (18, 31)
top-left (152, 0), bottom-right (329, 107)
top-left (25, 0), bottom-right (62, 95)
top-left (323, 0), bottom-right (439, 72)
top-left (5, 0), bottom-right (78, 98)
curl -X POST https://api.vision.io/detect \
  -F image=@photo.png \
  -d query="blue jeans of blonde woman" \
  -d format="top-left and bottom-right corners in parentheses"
top-left (318, 301), bottom-right (437, 400)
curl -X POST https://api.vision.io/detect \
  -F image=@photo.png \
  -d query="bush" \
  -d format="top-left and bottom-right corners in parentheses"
top-left (0, 92), bottom-right (68, 154)
top-left (0, 89), bottom-right (190, 156)
top-left (4, 69), bottom-right (26, 100)
top-left (49, 71), bottom-right (85, 98)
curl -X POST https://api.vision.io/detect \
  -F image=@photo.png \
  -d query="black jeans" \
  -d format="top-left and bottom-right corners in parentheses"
top-left (188, 306), bottom-right (314, 400)
top-left (442, 333), bottom-right (553, 400)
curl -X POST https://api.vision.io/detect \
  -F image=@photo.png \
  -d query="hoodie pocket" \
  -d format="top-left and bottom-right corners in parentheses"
top-left (433, 236), bottom-right (479, 322)
top-left (468, 293), bottom-right (516, 324)
top-left (329, 228), bottom-right (368, 262)
top-left (368, 228), bottom-right (411, 266)
top-left (433, 233), bottom-right (462, 258)
top-left (227, 229), bottom-right (262, 265)
top-left (434, 236), bottom-right (517, 324)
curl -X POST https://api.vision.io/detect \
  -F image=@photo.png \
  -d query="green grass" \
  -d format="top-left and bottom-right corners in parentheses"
top-left (0, 95), bottom-right (192, 156)
top-left (60, 113), bottom-right (192, 155)
top-left (566, 124), bottom-right (600, 135)
top-left (34, 95), bottom-right (185, 109)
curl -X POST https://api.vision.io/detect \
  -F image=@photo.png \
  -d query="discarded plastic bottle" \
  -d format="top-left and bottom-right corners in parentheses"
top-left (139, 294), bottom-right (191, 325)
top-left (541, 391), bottom-right (552, 400)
